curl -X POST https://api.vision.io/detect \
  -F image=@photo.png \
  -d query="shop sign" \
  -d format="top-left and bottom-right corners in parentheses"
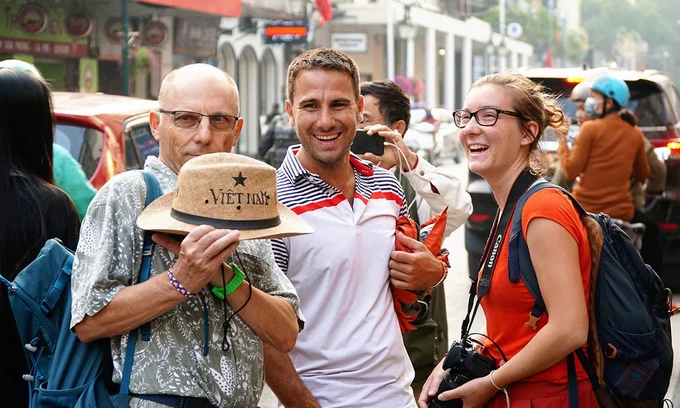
top-left (264, 20), bottom-right (307, 45)
top-left (79, 58), bottom-right (98, 93)
top-left (0, 4), bottom-right (89, 45)
top-left (331, 33), bottom-right (367, 53)
top-left (143, 21), bottom-right (168, 47)
top-left (173, 16), bottom-right (220, 57)
top-left (0, 37), bottom-right (88, 57)
top-left (104, 18), bottom-right (123, 43)
top-left (65, 11), bottom-right (93, 38)
top-left (16, 3), bottom-right (48, 35)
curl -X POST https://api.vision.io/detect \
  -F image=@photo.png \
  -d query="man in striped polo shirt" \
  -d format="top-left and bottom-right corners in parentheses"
top-left (264, 48), bottom-right (447, 407)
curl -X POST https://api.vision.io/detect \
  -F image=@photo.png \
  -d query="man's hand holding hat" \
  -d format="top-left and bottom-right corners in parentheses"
top-left (152, 226), bottom-right (240, 293)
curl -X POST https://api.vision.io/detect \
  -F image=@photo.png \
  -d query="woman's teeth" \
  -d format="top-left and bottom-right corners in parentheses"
top-left (469, 144), bottom-right (488, 153)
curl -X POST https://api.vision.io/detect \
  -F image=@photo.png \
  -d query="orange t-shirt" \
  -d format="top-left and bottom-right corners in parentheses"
top-left (479, 188), bottom-right (592, 383)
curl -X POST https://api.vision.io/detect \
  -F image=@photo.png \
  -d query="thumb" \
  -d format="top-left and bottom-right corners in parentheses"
top-left (438, 387), bottom-right (462, 402)
top-left (152, 233), bottom-right (181, 255)
top-left (396, 232), bottom-right (426, 252)
top-left (362, 152), bottom-right (382, 166)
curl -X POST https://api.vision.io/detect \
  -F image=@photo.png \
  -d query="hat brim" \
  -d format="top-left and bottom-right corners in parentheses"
top-left (137, 192), bottom-right (313, 240)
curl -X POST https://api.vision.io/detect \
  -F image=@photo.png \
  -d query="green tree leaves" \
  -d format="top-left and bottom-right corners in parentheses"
top-left (582, 0), bottom-right (680, 69)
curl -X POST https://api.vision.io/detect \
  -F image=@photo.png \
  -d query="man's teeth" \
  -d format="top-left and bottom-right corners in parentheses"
top-left (316, 133), bottom-right (339, 141)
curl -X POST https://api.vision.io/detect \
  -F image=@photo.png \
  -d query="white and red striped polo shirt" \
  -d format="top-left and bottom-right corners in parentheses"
top-left (272, 146), bottom-right (416, 408)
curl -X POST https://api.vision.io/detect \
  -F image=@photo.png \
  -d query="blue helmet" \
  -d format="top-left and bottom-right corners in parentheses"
top-left (590, 75), bottom-right (630, 108)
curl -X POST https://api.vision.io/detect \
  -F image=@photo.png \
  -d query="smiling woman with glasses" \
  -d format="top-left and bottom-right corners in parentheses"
top-left (158, 109), bottom-right (240, 131)
top-left (419, 73), bottom-right (600, 408)
top-left (452, 107), bottom-right (523, 128)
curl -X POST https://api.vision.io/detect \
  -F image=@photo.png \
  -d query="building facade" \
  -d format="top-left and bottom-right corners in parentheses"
top-left (310, 0), bottom-right (533, 111)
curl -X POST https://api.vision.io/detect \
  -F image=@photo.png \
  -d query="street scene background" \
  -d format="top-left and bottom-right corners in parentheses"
top-left (2, 0), bottom-right (680, 405)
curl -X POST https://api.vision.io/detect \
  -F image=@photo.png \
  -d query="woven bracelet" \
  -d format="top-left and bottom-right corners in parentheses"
top-left (167, 268), bottom-right (196, 299)
top-left (489, 370), bottom-right (510, 407)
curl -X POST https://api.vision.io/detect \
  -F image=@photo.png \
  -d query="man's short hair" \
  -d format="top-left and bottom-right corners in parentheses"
top-left (287, 48), bottom-right (360, 103)
top-left (360, 80), bottom-right (411, 129)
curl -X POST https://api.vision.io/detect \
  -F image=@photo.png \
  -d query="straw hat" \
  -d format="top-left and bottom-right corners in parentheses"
top-left (137, 153), bottom-right (313, 240)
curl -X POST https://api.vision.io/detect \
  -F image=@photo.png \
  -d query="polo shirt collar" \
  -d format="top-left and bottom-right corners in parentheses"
top-left (279, 144), bottom-right (375, 187)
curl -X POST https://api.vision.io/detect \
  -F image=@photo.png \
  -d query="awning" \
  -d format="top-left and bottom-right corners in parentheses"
top-left (135, 0), bottom-right (241, 18)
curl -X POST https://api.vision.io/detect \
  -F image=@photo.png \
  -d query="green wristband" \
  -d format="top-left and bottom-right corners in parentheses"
top-left (211, 263), bottom-right (245, 299)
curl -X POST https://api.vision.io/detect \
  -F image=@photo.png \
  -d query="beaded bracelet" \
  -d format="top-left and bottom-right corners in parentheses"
top-left (167, 267), bottom-right (196, 299)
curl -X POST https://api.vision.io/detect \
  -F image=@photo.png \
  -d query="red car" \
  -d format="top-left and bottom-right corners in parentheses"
top-left (53, 92), bottom-right (159, 189)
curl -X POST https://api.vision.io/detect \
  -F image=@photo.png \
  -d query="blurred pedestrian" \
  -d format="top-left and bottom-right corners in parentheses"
top-left (0, 68), bottom-right (80, 407)
top-left (419, 72), bottom-right (598, 407)
top-left (52, 143), bottom-right (97, 219)
top-left (0, 59), bottom-right (97, 219)
top-left (265, 102), bottom-right (280, 125)
top-left (555, 75), bottom-right (662, 272)
top-left (552, 80), bottom-right (591, 189)
top-left (571, 80), bottom-right (592, 126)
top-left (257, 111), bottom-right (297, 169)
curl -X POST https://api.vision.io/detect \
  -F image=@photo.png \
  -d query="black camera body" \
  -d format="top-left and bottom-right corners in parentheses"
top-left (351, 129), bottom-right (385, 155)
top-left (428, 338), bottom-right (496, 408)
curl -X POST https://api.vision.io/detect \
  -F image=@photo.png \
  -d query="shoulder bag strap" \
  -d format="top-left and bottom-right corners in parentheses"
top-left (119, 170), bottom-right (163, 406)
top-left (460, 170), bottom-right (538, 338)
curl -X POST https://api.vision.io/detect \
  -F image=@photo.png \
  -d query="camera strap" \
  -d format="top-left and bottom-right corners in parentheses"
top-left (461, 170), bottom-right (538, 339)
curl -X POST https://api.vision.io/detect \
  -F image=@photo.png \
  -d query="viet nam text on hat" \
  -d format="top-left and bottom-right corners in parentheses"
top-left (137, 153), bottom-right (313, 240)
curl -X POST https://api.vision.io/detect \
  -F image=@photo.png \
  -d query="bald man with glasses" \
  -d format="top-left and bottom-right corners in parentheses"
top-left (70, 63), bottom-right (303, 407)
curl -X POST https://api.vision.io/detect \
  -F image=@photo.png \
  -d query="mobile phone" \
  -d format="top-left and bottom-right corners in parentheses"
top-left (351, 129), bottom-right (385, 155)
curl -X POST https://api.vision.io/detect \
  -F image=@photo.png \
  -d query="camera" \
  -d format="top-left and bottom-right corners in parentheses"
top-left (428, 338), bottom-right (496, 408)
top-left (351, 129), bottom-right (385, 155)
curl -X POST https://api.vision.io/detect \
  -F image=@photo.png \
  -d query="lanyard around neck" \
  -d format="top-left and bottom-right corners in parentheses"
top-left (461, 170), bottom-right (538, 337)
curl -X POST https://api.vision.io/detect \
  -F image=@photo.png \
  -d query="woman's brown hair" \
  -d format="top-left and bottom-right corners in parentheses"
top-left (470, 72), bottom-right (568, 175)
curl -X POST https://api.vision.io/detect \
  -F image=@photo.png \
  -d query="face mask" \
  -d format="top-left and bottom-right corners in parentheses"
top-left (584, 97), bottom-right (598, 119)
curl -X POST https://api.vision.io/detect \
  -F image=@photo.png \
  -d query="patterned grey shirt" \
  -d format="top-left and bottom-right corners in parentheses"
top-left (70, 156), bottom-right (303, 408)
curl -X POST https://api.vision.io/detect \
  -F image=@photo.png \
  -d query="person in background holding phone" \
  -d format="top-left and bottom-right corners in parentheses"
top-left (359, 79), bottom-right (472, 396)
top-left (265, 48), bottom-right (446, 407)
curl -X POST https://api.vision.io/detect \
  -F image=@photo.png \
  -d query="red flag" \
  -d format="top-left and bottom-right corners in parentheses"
top-left (543, 47), bottom-right (553, 68)
top-left (315, 0), bottom-right (333, 26)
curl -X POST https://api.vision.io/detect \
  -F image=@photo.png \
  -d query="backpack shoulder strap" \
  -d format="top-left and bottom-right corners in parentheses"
top-left (508, 181), bottom-right (586, 329)
top-left (119, 170), bottom-right (163, 406)
top-left (139, 171), bottom-right (162, 286)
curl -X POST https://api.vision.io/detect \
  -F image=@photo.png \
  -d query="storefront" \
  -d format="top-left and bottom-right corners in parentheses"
top-left (172, 16), bottom-right (220, 67)
top-left (0, 3), bottom-right (98, 92)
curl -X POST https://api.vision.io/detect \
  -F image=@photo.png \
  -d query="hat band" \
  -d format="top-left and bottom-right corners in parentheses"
top-left (171, 209), bottom-right (281, 230)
